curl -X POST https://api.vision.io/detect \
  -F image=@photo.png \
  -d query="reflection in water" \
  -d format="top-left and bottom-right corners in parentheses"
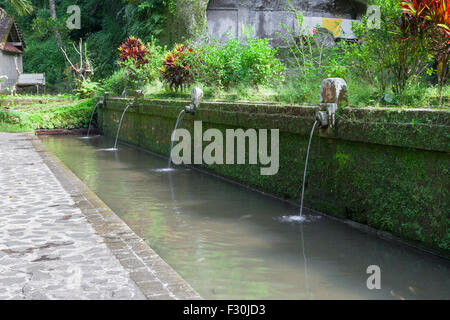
top-left (41, 136), bottom-right (450, 300)
top-left (300, 223), bottom-right (311, 299)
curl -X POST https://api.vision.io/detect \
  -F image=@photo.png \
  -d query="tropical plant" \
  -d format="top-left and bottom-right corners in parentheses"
top-left (400, 0), bottom-right (450, 105)
top-left (342, 0), bottom-right (432, 100)
top-left (118, 36), bottom-right (163, 92)
top-left (159, 44), bottom-right (199, 91)
top-left (118, 36), bottom-right (149, 67)
top-left (194, 28), bottom-right (285, 89)
top-left (4, 0), bottom-right (33, 15)
top-left (75, 78), bottom-right (102, 99)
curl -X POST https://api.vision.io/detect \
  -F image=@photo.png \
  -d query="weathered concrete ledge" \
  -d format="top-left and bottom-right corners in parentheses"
top-left (30, 134), bottom-right (202, 300)
top-left (98, 98), bottom-right (450, 254)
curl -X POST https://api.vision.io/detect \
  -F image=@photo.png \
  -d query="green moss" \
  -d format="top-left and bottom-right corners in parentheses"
top-left (98, 98), bottom-right (450, 253)
top-left (334, 152), bottom-right (350, 168)
top-left (159, 0), bottom-right (208, 45)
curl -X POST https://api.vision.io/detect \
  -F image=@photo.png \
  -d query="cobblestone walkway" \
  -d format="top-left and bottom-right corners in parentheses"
top-left (0, 133), bottom-right (147, 299)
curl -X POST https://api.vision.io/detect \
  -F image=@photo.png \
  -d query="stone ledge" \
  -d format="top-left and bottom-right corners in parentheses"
top-left (101, 98), bottom-right (449, 153)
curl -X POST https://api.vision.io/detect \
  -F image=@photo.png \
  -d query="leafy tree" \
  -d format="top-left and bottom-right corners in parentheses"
top-left (5, 0), bottom-right (33, 15)
top-left (1, 0), bottom-right (172, 91)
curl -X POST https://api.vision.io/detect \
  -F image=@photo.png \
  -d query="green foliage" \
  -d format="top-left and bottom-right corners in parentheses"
top-left (5, 0), bottom-right (33, 15)
top-left (76, 79), bottom-right (102, 99)
top-left (0, 98), bottom-right (95, 131)
top-left (0, 0), bottom-right (171, 91)
top-left (274, 77), bottom-right (321, 105)
top-left (21, 35), bottom-right (72, 92)
top-left (160, 44), bottom-right (199, 91)
top-left (282, 3), bottom-right (344, 85)
top-left (194, 29), bottom-right (285, 89)
top-left (1, 0), bottom-right (446, 108)
top-left (31, 8), bottom-right (68, 40)
top-left (342, 0), bottom-right (432, 97)
top-left (119, 37), bottom-right (164, 91)
top-left (103, 69), bottom-right (127, 96)
top-left (122, 0), bottom-right (171, 39)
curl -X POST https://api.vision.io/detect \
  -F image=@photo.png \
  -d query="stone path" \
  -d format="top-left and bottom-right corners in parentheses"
top-left (0, 132), bottom-right (201, 300)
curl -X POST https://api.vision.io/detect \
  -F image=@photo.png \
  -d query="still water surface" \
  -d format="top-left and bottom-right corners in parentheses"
top-left (40, 136), bottom-right (450, 300)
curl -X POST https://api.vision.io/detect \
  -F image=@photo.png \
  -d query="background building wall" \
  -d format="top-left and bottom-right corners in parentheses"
top-left (206, 0), bottom-right (367, 44)
top-left (0, 51), bottom-right (23, 89)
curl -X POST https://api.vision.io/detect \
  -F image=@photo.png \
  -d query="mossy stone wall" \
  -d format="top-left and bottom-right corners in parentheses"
top-left (98, 98), bottom-right (449, 254)
top-left (159, 0), bottom-right (208, 45)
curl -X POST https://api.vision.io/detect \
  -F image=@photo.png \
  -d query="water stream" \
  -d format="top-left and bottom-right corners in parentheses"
top-left (85, 101), bottom-right (101, 138)
top-left (168, 109), bottom-right (186, 169)
top-left (113, 102), bottom-right (134, 150)
top-left (41, 135), bottom-right (450, 300)
top-left (300, 121), bottom-right (318, 219)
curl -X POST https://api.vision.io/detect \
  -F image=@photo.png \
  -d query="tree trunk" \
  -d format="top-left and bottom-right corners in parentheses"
top-left (49, 0), bottom-right (56, 18)
top-left (48, 0), bottom-right (62, 50)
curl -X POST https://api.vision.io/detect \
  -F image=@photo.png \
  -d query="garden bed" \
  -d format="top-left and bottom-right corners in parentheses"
top-left (0, 98), bottom-right (95, 132)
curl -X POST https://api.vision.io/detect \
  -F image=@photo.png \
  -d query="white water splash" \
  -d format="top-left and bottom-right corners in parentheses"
top-left (96, 148), bottom-right (118, 152)
top-left (150, 168), bottom-right (177, 173)
top-left (277, 215), bottom-right (322, 223)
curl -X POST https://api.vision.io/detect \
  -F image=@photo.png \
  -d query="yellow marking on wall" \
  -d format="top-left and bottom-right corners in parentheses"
top-left (322, 18), bottom-right (343, 37)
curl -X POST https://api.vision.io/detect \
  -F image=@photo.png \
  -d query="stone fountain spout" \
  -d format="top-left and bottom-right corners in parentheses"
top-left (184, 87), bottom-right (203, 115)
top-left (168, 88), bottom-right (204, 168)
top-left (317, 78), bottom-right (348, 130)
top-left (299, 78), bottom-right (348, 220)
top-left (103, 91), bottom-right (110, 105)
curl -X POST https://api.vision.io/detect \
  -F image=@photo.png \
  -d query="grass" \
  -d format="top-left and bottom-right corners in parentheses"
top-left (0, 98), bottom-right (95, 133)
top-left (347, 79), bottom-right (450, 109)
top-left (0, 123), bottom-right (32, 132)
top-left (132, 78), bottom-right (449, 108)
top-left (3, 100), bottom-right (80, 113)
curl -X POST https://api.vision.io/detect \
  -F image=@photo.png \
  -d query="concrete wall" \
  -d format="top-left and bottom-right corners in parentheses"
top-left (98, 98), bottom-right (449, 255)
top-left (0, 51), bottom-right (23, 90)
top-left (206, 0), bottom-right (367, 44)
top-left (160, 0), bottom-right (367, 46)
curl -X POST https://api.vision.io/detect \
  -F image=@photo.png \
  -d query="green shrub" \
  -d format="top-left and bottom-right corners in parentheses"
top-left (159, 44), bottom-right (200, 91)
top-left (76, 79), bottom-right (103, 99)
top-left (281, 3), bottom-right (344, 85)
top-left (103, 68), bottom-right (127, 96)
top-left (194, 29), bottom-right (285, 89)
top-left (341, 0), bottom-right (432, 98)
top-left (117, 36), bottom-right (165, 93)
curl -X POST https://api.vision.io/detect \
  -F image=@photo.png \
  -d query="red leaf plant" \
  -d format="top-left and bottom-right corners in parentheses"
top-left (159, 44), bottom-right (200, 91)
top-left (401, 0), bottom-right (450, 105)
top-left (118, 36), bottom-right (149, 68)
